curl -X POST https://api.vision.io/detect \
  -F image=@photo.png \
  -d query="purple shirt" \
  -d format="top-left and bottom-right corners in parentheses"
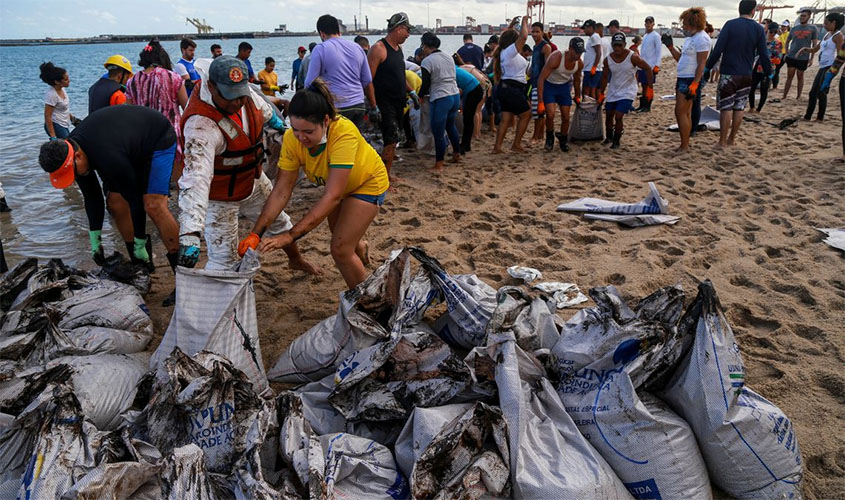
top-left (305, 37), bottom-right (372, 108)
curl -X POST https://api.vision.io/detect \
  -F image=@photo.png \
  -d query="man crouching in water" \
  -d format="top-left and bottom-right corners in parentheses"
top-left (176, 55), bottom-right (320, 276)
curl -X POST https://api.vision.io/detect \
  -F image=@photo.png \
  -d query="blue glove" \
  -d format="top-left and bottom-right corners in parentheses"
top-left (177, 234), bottom-right (201, 268)
top-left (368, 106), bottom-right (381, 124)
top-left (267, 113), bottom-right (286, 132)
top-left (820, 71), bottom-right (835, 93)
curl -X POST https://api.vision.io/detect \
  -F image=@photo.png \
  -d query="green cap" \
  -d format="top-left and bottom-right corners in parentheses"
top-left (208, 55), bottom-right (250, 100)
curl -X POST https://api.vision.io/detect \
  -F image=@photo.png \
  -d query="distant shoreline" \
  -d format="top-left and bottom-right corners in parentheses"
top-left (0, 32), bottom-right (325, 47)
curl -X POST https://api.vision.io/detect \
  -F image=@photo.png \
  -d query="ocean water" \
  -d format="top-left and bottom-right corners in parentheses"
top-left (0, 34), bottom-right (671, 268)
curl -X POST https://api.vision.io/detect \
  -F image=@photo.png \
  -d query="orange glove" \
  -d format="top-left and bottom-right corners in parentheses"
top-left (597, 92), bottom-right (605, 104)
top-left (590, 66), bottom-right (597, 76)
top-left (644, 86), bottom-right (654, 101)
top-left (688, 81), bottom-right (699, 96)
top-left (574, 96), bottom-right (581, 106)
top-left (537, 101), bottom-right (546, 115)
top-left (238, 232), bottom-right (260, 257)
top-left (652, 66), bottom-right (660, 75)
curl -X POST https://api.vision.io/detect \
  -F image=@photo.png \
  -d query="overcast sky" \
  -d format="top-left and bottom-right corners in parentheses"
top-left (1, 0), bottom-right (802, 39)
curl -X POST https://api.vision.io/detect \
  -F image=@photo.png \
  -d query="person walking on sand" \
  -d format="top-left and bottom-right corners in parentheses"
top-left (600, 32), bottom-right (653, 150)
top-left (368, 12), bottom-right (412, 183)
top-left (749, 23), bottom-right (784, 113)
top-left (798, 13), bottom-right (844, 122)
top-left (529, 21), bottom-right (553, 145)
top-left (419, 32), bottom-right (462, 171)
top-left (580, 20), bottom-right (604, 100)
top-left (781, 7), bottom-right (818, 100)
top-left (306, 14), bottom-right (382, 132)
top-left (537, 37), bottom-right (584, 152)
top-left (704, 0), bottom-right (772, 148)
top-left (40, 62), bottom-right (81, 140)
top-left (176, 56), bottom-right (316, 279)
top-left (492, 15), bottom-right (532, 153)
top-left (636, 16), bottom-right (662, 112)
top-left (666, 7), bottom-right (710, 152)
top-left (240, 79), bottom-right (388, 290)
top-left (292, 46), bottom-right (306, 90)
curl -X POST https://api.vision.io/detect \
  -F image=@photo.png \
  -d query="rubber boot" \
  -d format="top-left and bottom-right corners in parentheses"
top-left (0, 198), bottom-right (11, 213)
top-left (610, 129), bottom-right (623, 149)
top-left (634, 95), bottom-right (646, 113)
top-left (642, 98), bottom-right (652, 112)
top-left (544, 130), bottom-right (555, 152)
top-left (125, 241), bottom-right (135, 259)
top-left (162, 251), bottom-right (179, 307)
top-left (131, 235), bottom-right (155, 273)
top-left (556, 132), bottom-right (570, 152)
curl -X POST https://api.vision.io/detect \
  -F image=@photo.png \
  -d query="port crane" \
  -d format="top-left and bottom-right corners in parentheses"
top-left (527, 0), bottom-right (545, 26)
top-left (756, 0), bottom-right (794, 23)
top-left (186, 18), bottom-right (214, 35)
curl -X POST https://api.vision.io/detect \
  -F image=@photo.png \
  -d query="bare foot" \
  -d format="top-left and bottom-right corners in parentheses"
top-left (355, 240), bottom-right (370, 266)
top-left (492, 147), bottom-right (504, 154)
top-left (674, 146), bottom-right (690, 155)
top-left (511, 145), bottom-right (526, 152)
top-left (289, 257), bottom-right (323, 276)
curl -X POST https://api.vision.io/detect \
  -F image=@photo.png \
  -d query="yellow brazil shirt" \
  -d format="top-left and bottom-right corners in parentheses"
top-left (279, 116), bottom-right (389, 196)
top-left (778, 32), bottom-right (789, 55)
top-left (257, 69), bottom-right (278, 97)
top-left (404, 70), bottom-right (422, 113)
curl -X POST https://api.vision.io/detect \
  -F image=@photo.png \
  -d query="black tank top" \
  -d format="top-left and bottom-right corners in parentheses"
top-left (373, 38), bottom-right (406, 105)
top-left (88, 78), bottom-right (124, 114)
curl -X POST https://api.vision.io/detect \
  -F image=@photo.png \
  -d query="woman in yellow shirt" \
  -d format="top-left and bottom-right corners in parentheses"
top-left (239, 79), bottom-right (389, 288)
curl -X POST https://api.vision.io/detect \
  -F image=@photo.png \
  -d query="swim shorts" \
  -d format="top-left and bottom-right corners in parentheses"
top-left (147, 141), bottom-right (176, 195)
top-left (530, 86), bottom-right (544, 118)
top-left (784, 57), bottom-right (809, 72)
top-left (605, 99), bottom-right (634, 114)
top-left (676, 77), bottom-right (704, 97)
top-left (350, 190), bottom-right (387, 206)
top-left (716, 74), bottom-right (753, 111)
top-left (582, 70), bottom-right (603, 88)
top-left (542, 81), bottom-right (573, 106)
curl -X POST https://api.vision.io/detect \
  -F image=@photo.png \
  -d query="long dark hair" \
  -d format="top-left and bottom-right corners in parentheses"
top-left (138, 38), bottom-right (172, 70)
top-left (493, 29), bottom-right (518, 83)
top-left (288, 78), bottom-right (337, 124)
top-left (39, 62), bottom-right (66, 86)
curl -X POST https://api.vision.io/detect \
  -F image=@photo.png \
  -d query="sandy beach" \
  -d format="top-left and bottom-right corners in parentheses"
top-left (140, 62), bottom-right (844, 499)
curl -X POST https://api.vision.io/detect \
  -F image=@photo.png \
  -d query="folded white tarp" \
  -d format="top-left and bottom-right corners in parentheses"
top-left (583, 213), bottom-right (681, 227)
top-left (557, 182), bottom-right (668, 215)
top-left (817, 228), bottom-right (845, 252)
top-left (668, 105), bottom-right (721, 131)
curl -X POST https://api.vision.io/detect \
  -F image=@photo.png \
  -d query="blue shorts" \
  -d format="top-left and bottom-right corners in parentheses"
top-left (45, 123), bottom-right (70, 139)
top-left (350, 190), bottom-right (387, 206)
top-left (542, 81), bottom-right (573, 106)
top-left (605, 99), bottom-right (634, 114)
top-left (147, 142), bottom-right (176, 195)
top-left (675, 77), bottom-right (703, 96)
top-left (637, 70), bottom-right (656, 86)
top-left (583, 71), bottom-right (602, 88)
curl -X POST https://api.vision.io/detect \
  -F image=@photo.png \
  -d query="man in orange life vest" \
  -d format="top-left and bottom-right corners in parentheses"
top-left (177, 55), bottom-right (319, 274)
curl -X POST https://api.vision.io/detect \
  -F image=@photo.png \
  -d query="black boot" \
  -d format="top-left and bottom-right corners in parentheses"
top-left (642, 98), bottom-right (652, 112)
top-left (556, 132), bottom-right (570, 152)
top-left (0, 197), bottom-right (10, 213)
top-left (124, 241), bottom-right (135, 259)
top-left (162, 251), bottom-right (179, 307)
top-left (634, 95), bottom-right (646, 112)
top-left (602, 134), bottom-right (613, 145)
top-left (610, 129), bottom-right (623, 149)
top-left (544, 130), bottom-right (555, 152)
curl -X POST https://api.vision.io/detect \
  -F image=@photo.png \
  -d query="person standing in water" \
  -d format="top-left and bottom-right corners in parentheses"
top-left (41, 62), bottom-right (81, 140)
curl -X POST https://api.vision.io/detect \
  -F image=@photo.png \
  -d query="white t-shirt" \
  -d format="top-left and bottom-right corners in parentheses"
top-left (677, 31), bottom-right (711, 78)
top-left (639, 30), bottom-right (662, 68)
top-left (601, 36), bottom-right (612, 61)
top-left (44, 87), bottom-right (71, 128)
top-left (582, 33), bottom-right (604, 70)
top-left (501, 43), bottom-right (529, 81)
top-left (421, 51), bottom-right (459, 101)
top-left (174, 60), bottom-right (191, 78)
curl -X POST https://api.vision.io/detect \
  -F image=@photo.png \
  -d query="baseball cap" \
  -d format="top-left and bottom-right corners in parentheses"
top-left (781, 19), bottom-right (790, 26)
top-left (41, 140), bottom-right (75, 189)
top-left (387, 12), bottom-right (411, 30)
top-left (798, 6), bottom-right (812, 13)
top-left (298, 46), bottom-right (306, 52)
top-left (611, 32), bottom-right (626, 46)
top-left (569, 37), bottom-right (586, 54)
top-left (208, 55), bottom-right (249, 100)
top-left (582, 19), bottom-right (596, 29)
top-left (645, 16), bottom-right (655, 23)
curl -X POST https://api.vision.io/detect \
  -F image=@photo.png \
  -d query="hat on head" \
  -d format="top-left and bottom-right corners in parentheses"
top-left (208, 55), bottom-right (249, 100)
top-left (645, 16), bottom-right (655, 23)
top-left (798, 6), bottom-right (812, 13)
top-left (781, 19), bottom-right (790, 26)
top-left (104, 54), bottom-right (132, 75)
top-left (298, 46), bottom-right (306, 52)
top-left (570, 37), bottom-right (586, 54)
top-left (387, 12), bottom-right (411, 30)
top-left (39, 139), bottom-right (76, 189)
top-left (582, 19), bottom-right (596, 29)
top-left (611, 32), bottom-right (627, 46)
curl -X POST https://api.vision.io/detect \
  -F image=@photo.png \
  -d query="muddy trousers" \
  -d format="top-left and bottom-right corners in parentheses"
top-left (204, 173), bottom-right (292, 271)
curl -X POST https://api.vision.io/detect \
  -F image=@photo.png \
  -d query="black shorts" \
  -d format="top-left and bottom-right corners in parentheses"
top-left (497, 81), bottom-right (530, 115)
top-left (785, 57), bottom-right (809, 71)
top-left (376, 99), bottom-right (404, 146)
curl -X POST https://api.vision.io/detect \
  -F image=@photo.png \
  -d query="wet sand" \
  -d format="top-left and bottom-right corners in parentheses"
top-left (144, 63), bottom-right (844, 498)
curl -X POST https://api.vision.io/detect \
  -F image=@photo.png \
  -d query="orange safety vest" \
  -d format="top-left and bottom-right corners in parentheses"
top-left (180, 94), bottom-right (265, 202)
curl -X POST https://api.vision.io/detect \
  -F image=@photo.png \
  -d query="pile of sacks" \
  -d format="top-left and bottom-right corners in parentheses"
top-left (0, 249), bottom-right (804, 499)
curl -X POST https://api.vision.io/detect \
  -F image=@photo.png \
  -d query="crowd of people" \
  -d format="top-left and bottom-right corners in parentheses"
top-left (29, 1), bottom-right (845, 302)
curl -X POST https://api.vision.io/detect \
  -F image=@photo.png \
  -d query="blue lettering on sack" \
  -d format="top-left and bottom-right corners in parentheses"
top-left (189, 402), bottom-right (236, 450)
top-left (337, 360), bottom-right (359, 381)
top-left (624, 478), bottom-right (663, 500)
top-left (387, 471), bottom-right (411, 499)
